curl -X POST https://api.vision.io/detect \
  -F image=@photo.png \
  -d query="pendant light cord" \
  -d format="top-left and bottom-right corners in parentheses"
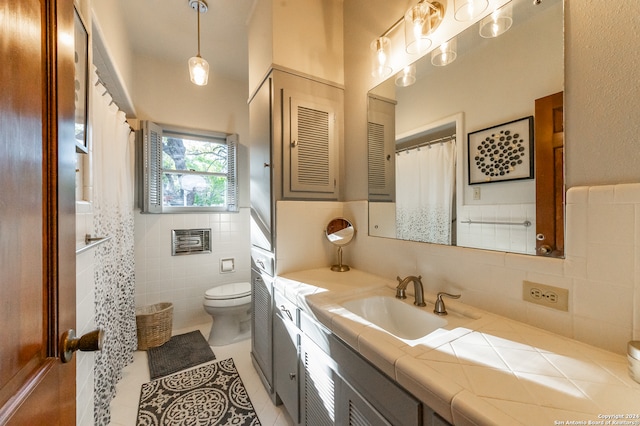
top-left (197, 3), bottom-right (201, 57)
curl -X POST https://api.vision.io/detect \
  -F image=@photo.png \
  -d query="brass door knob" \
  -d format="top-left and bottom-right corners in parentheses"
top-left (60, 328), bottom-right (103, 363)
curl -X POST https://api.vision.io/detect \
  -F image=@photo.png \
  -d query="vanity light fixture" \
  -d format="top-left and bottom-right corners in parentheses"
top-left (370, 36), bottom-right (393, 78)
top-left (454, 0), bottom-right (488, 22)
top-left (395, 64), bottom-right (417, 87)
top-left (370, 1), bottom-right (444, 78)
top-left (431, 37), bottom-right (457, 66)
top-left (404, 1), bottom-right (444, 54)
top-left (479, 2), bottom-right (513, 38)
top-left (188, 0), bottom-right (209, 86)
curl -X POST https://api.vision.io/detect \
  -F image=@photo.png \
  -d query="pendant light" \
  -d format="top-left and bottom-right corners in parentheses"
top-left (188, 0), bottom-right (209, 86)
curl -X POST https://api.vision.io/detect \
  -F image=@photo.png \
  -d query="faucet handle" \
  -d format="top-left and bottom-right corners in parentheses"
top-left (433, 292), bottom-right (461, 315)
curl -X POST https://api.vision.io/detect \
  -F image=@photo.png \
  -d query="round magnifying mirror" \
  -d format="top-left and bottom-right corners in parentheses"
top-left (325, 218), bottom-right (355, 271)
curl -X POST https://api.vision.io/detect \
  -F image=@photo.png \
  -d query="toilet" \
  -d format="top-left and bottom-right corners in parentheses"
top-left (203, 282), bottom-right (252, 346)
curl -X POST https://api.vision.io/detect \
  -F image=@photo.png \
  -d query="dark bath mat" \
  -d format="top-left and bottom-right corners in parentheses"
top-left (147, 330), bottom-right (216, 380)
top-left (137, 358), bottom-right (261, 426)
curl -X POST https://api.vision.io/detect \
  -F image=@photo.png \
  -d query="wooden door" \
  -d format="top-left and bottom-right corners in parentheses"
top-left (535, 92), bottom-right (564, 257)
top-left (0, 0), bottom-right (77, 424)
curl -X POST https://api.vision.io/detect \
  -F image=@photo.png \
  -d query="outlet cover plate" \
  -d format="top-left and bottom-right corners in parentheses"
top-left (522, 280), bottom-right (569, 311)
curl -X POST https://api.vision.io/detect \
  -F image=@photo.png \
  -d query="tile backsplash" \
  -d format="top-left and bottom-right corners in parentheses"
top-left (277, 183), bottom-right (640, 355)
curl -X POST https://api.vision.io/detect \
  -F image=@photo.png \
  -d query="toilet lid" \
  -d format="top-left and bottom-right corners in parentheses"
top-left (205, 282), bottom-right (251, 300)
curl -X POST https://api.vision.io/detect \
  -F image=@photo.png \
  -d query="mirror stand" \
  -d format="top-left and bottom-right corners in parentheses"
top-left (331, 246), bottom-right (350, 272)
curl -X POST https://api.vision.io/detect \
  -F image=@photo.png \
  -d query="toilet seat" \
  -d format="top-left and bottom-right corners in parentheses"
top-left (204, 282), bottom-right (251, 307)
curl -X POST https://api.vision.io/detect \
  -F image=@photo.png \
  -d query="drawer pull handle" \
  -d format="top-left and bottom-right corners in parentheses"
top-left (280, 305), bottom-right (293, 321)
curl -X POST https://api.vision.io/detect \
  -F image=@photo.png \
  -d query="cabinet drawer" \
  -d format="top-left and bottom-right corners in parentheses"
top-left (274, 289), bottom-right (298, 326)
top-left (329, 334), bottom-right (421, 426)
top-left (299, 309), bottom-right (332, 353)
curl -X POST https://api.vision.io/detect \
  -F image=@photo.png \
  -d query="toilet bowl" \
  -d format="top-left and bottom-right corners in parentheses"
top-left (203, 282), bottom-right (252, 346)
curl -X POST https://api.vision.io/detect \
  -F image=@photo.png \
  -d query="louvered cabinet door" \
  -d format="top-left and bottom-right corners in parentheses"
top-left (285, 90), bottom-right (340, 198)
top-left (336, 378), bottom-right (392, 426)
top-left (367, 96), bottom-right (396, 202)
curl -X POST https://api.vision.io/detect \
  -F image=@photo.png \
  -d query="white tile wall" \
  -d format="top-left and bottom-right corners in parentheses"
top-left (277, 183), bottom-right (640, 355)
top-left (75, 202), bottom-right (96, 426)
top-left (457, 203), bottom-right (536, 255)
top-left (134, 208), bottom-right (251, 330)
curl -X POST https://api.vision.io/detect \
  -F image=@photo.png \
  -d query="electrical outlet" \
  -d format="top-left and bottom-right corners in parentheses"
top-left (473, 187), bottom-right (481, 200)
top-left (522, 280), bottom-right (568, 311)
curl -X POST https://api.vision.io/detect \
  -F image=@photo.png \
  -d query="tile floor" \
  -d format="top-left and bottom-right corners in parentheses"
top-left (109, 323), bottom-right (295, 426)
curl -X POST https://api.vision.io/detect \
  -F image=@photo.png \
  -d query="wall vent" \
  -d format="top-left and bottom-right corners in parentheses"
top-left (171, 228), bottom-right (211, 256)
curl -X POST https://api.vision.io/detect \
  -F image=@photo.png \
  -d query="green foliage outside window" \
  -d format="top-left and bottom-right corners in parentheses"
top-left (161, 135), bottom-right (229, 207)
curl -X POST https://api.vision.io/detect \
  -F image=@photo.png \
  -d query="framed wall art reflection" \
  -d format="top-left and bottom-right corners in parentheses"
top-left (468, 116), bottom-right (533, 185)
top-left (74, 7), bottom-right (89, 154)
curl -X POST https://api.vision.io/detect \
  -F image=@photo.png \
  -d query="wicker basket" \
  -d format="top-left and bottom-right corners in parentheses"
top-left (135, 302), bottom-right (173, 350)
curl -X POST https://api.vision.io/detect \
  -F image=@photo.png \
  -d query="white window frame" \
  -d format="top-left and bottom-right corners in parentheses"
top-left (139, 121), bottom-right (238, 213)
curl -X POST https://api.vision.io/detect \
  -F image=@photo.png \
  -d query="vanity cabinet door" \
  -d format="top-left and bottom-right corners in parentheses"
top-left (336, 377), bottom-right (392, 426)
top-left (273, 293), bottom-right (300, 424)
top-left (251, 269), bottom-right (274, 396)
top-left (329, 334), bottom-right (422, 425)
top-left (300, 333), bottom-right (338, 426)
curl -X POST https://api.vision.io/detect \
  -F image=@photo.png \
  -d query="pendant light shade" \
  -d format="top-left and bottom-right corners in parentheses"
top-left (431, 38), bottom-right (457, 66)
top-left (189, 56), bottom-right (210, 86)
top-left (454, 0), bottom-right (488, 22)
top-left (479, 3), bottom-right (513, 38)
top-left (370, 37), bottom-right (393, 78)
top-left (404, 3), bottom-right (432, 54)
top-left (188, 0), bottom-right (209, 86)
top-left (395, 64), bottom-right (417, 87)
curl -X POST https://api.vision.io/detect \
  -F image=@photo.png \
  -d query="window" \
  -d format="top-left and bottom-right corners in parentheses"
top-left (140, 121), bottom-right (238, 213)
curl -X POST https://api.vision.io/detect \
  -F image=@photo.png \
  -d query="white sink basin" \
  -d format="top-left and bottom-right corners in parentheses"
top-left (341, 295), bottom-right (448, 340)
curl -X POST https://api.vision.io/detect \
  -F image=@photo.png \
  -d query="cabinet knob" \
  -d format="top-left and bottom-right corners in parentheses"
top-left (289, 372), bottom-right (296, 380)
top-left (291, 140), bottom-right (298, 148)
top-left (263, 162), bottom-right (271, 168)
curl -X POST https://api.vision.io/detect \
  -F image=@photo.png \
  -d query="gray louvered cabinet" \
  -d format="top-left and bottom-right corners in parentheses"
top-left (250, 268), bottom-right (274, 399)
top-left (336, 378), bottom-right (392, 426)
top-left (367, 95), bottom-right (396, 202)
top-left (300, 333), bottom-right (337, 426)
top-left (284, 88), bottom-right (341, 198)
top-left (249, 68), bottom-right (343, 206)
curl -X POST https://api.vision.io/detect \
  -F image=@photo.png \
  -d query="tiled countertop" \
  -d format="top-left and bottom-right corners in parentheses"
top-left (276, 268), bottom-right (640, 426)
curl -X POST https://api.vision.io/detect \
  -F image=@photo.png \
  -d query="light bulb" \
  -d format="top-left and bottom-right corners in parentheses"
top-left (370, 37), bottom-right (392, 78)
top-left (377, 48), bottom-right (387, 66)
top-left (188, 56), bottom-right (209, 86)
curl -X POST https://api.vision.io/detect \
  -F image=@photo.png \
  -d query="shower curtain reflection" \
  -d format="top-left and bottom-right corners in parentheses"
top-left (395, 140), bottom-right (456, 244)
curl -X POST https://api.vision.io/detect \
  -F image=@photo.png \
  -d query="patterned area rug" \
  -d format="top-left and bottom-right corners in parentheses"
top-left (137, 358), bottom-right (261, 426)
top-left (147, 331), bottom-right (216, 380)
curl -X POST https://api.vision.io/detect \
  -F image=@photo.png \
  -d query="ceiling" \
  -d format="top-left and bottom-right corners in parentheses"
top-left (115, 0), bottom-right (255, 81)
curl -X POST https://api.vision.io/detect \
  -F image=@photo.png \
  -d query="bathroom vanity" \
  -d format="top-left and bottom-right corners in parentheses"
top-left (273, 281), bottom-right (449, 426)
top-left (268, 268), bottom-right (640, 425)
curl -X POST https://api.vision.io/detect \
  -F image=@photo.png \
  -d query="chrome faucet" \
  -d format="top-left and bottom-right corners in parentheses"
top-left (433, 292), bottom-right (461, 315)
top-left (395, 275), bottom-right (426, 307)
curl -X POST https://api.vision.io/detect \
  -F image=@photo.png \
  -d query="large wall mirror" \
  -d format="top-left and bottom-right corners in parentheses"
top-left (367, 0), bottom-right (564, 257)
